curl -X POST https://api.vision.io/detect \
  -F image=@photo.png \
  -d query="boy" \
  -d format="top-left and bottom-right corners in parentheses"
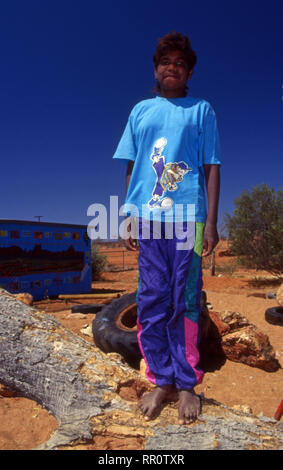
top-left (113, 32), bottom-right (221, 424)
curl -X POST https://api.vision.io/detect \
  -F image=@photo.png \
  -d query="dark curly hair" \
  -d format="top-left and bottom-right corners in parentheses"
top-left (153, 31), bottom-right (197, 94)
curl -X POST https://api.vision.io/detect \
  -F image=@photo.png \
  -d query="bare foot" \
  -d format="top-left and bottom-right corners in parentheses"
top-left (138, 385), bottom-right (173, 421)
top-left (178, 389), bottom-right (201, 424)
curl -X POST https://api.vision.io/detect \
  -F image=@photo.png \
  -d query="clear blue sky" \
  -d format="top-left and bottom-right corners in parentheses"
top-left (1, 0), bottom-right (282, 233)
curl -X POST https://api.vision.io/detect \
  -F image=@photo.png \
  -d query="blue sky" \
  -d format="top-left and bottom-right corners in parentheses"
top-left (1, 0), bottom-right (282, 233)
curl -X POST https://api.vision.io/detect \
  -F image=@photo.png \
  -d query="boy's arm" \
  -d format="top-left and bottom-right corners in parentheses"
top-left (126, 160), bottom-right (134, 193)
top-left (125, 161), bottom-right (138, 251)
top-left (202, 164), bottom-right (220, 257)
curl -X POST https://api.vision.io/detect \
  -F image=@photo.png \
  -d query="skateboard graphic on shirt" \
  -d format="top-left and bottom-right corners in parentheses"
top-left (147, 137), bottom-right (192, 210)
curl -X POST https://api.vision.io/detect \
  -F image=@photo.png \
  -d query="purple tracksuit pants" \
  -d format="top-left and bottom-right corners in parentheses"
top-left (136, 219), bottom-right (204, 390)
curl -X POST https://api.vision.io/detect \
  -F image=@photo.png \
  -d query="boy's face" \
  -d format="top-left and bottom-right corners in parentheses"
top-left (154, 49), bottom-right (193, 98)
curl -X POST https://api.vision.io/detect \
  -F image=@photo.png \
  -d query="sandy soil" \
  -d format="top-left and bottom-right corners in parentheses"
top-left (0, 241), bottom-right (282, 450)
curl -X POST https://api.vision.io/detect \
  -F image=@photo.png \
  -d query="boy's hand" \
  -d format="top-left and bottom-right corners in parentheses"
top-left (202, 221), bottom-right (219, 257)
top-left (124, 220), bottom-right (138, 251)
top-left (125, 235), bottom-right (138, 251)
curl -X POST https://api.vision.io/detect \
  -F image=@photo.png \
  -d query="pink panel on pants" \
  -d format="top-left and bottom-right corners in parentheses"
top-left (184, 317), bottom-right (204, 385)
top-left (137, 317), bottom-right (156, 385)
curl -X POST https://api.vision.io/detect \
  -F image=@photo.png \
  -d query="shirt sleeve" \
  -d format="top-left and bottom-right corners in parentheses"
top-left (200, 104), bottom-right (221, 165)
top-left (113, 113), bottom-right (137, 163)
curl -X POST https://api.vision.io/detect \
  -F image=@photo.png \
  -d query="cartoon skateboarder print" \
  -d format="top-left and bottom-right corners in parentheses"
top-left (148, 137), bottom-right (192, 209)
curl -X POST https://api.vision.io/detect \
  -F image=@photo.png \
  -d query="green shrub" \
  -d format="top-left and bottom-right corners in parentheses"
top-left (225, 184), bottom-right (283, 276)
top-left (91, 242), bottom-right (107, 280)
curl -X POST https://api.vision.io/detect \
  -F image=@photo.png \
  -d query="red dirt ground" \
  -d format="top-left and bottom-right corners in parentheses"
top-left (0, 241), bottom-right (282, 450)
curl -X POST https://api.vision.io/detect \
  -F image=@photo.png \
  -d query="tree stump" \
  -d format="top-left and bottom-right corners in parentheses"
top-left (0, 288), bottom-right (282, 450)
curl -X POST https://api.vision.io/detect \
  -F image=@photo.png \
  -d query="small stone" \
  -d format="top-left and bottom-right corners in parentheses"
top-left (67, 313), bottom-right (87, 319)
top-left (139, 359), bottom-right (146, 379)
top-left (232, 405), bottom-right (253, 414)
top-left (242, 405), bottom-right (253, 414)
top-left (15, 293), bottom-right (33, 306)
top-left (267, 292), bottom-right (276, 299)
top-left (80, 324), bottom-right (93, 337)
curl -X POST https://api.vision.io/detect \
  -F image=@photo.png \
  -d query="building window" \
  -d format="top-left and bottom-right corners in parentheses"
top-left (21, 281), bottom-right (29, 289)
top-left (54, 233), bottom-right (62, 240)
top-left (72, 232), bottom-right (80, 240)
top-left (34, 232), bottom-right (43, 239)
top-left (11, 231), bottom-right (20, 239)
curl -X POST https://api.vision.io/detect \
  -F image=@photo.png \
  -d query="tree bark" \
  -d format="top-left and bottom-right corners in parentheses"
top-left (0, 288), bottom-right (282, 450)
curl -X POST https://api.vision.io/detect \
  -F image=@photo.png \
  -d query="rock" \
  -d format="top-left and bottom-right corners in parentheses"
top-left (267, 292), bottom-right (276, 299)
top-left (80, 324), bottom-right (93, 337)
top-left (206, 311), bottom-right (230, 336)
top-left (276, 283), bottom-right (283, 306)
top-left (219, 311), bottom-right (250, 330)
top-left (221, 326), bottom-right (278, 371)
top-left (139, 359), bottom-right (146, 379)
top-left (14, 293), bottom-right (33, 306)
top-left (232, 405), bottom-right (253, 414)
top-left (205, 310), bottom-right (280, 372)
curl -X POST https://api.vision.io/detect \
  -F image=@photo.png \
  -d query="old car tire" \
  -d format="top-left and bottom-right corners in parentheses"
top-left (92, 291), bottom-right (142, 368)
top-left (265, 307), bottom-right (283, 326)
top-left (71, 304), bottom-right (104, 314)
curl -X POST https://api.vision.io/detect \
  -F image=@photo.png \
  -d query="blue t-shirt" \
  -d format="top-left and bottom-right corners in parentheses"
top-left (113, 95), bottom-right (221, 223)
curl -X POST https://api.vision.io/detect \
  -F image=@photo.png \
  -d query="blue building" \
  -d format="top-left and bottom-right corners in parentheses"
top-left (0, 220), bottom-right (92, 300)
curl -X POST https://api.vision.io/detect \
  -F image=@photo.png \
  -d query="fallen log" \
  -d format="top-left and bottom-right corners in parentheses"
top-left (58, 293), bottom-right (120, 300)
top-left (0, 288), bottom-right (282, 450)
